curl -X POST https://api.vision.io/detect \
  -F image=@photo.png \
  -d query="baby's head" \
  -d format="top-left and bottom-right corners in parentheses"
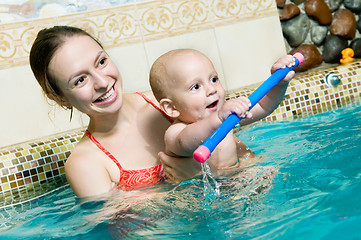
top-left (149, 49), bottom-right (225, 123)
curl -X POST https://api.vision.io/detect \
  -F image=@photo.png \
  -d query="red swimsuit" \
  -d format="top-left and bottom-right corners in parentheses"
top-left (85, 92), bottom-right (173, 190)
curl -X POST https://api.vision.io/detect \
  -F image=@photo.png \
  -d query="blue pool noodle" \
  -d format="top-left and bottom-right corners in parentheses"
top-left (193, 53), bottom-right (304, 163)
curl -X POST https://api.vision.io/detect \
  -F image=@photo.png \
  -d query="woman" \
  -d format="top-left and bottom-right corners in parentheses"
top-left (29, 26), bottom-right (204, 197)
top-left (29, 26), bottom-right (292, 198)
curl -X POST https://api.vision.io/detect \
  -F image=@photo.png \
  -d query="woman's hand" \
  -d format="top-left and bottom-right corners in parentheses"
top-left (159, 152), bottom-right (202, 183)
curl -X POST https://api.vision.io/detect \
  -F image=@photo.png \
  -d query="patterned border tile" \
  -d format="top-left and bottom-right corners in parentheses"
top-left (0, 0), bottom-right (276, 70)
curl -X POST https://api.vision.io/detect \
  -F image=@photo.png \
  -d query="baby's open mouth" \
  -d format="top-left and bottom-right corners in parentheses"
top-left (207, 100), bottom-right (218, 110)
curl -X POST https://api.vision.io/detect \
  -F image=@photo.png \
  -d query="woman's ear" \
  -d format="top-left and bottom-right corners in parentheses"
top-left (47, 93), bottom-right (70, 108)
top-left (159, 98), bottom-right (180, 118)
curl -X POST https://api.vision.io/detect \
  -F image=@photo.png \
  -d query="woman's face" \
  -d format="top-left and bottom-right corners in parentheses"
top-left (48, 35), bottom-right (123, 116)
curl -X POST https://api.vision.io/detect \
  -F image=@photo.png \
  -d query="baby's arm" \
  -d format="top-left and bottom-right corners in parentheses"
top-left (240, 55), bottom-right (295, 125)
top-left (165, 97), bottom-right (251, 157)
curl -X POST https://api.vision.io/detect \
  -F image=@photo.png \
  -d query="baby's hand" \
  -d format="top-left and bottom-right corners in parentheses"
top-left (218, 96), bottom-right (252, 122)
top-left (271, 55), bottom-right (296, 82)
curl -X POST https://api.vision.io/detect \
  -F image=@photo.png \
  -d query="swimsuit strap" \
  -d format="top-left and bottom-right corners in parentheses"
top-left (136, 92), bottom-right (174, 123)
top-left (85, 129), bottom-right (123, 171)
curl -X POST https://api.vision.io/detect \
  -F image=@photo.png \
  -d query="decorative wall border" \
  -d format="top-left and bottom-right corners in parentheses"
top-left (0, 0), bottom-right (277, 70)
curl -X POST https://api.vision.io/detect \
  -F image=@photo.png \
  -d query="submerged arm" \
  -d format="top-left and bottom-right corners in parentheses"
top-left (65, 150), bottom-right (114, 197)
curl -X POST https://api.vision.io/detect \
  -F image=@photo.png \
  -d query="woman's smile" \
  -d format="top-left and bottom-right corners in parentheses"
top-left (94, 84), bottom-right (118, 105)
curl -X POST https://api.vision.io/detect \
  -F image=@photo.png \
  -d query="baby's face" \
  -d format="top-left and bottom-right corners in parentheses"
top-left (167, 51), bottom-right (225, 123)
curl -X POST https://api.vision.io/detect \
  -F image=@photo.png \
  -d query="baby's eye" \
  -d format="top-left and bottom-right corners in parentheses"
top-left (211, 77), bottom-right (218, 83)
top-left (191, 84), bottom-right (200, 91)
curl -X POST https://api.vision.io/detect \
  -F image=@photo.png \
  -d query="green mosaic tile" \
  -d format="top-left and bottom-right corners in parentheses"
top-left (0, 129), bottom-right (85, 207)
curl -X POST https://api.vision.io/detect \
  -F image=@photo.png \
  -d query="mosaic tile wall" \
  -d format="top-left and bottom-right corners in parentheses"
top-left (273, 61), bottom-right (361, 120)
top-left (228, 60), bottom-right (361, 121)
top-left (0, 60), bottom-right (360, 207)
top-left (0, 129), bottom-right (84, 207)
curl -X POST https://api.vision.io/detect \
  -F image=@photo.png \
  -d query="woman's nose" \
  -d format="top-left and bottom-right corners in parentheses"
top-left (92, 71), bottom-right (108, 89)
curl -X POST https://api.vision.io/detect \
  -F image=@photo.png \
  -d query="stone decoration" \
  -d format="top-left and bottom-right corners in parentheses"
top-left (330, 9), bottom-right (357, 39)
top-left (282, 13), bottom-right (311, 47)
top-left (290, 44), bottom-right (323, 71)
top-left (343, 0), bottom-right (361, 13)
top-left (322, 35), bottom-right (349, 63)
top-left (350, 38), bottom-right (361, 57)
top-left (293, 0), bottom-right (307, 5)
top-left (357, 18), bottom-right (361, 32)
top-left (325, 0), bottom-right (343, 11)
top-left (304, 0), bottom-right (332, 25)
top-left (277, 0), bottom-right (287, 7)
top-left (311, 25), bottom-right (328, 45)
top-left (279, 3), bottom-right (301, 20)
top-left (279, 0), bottom-right (361, 71)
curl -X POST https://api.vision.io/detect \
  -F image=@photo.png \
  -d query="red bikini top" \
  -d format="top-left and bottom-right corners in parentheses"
top-left (85, 130), bottom-right (165, 190)
top-left (85, 92), bottom-right (172, 190)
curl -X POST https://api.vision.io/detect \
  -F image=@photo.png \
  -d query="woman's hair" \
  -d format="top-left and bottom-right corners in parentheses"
top-left (29, 26), bottom-right (103, 106)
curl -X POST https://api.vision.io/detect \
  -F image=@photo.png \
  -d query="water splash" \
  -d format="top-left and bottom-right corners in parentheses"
top-left (201, 162), bottom-right (221, 201)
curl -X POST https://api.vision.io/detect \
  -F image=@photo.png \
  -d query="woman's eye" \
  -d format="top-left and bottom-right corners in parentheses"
top-left (99, 57), bottom-right (107, 66)
top-left (191, 84), bottom-right (200, 91)
top-left (75, 77), bottom-right (85, 86)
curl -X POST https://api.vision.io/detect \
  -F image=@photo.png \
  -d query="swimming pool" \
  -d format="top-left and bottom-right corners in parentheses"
top-left (1, 102), bottom-right (360, 239)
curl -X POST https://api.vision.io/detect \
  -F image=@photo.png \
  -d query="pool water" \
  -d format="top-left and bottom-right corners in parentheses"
top-left (1, 103), bottom-right (361, 240)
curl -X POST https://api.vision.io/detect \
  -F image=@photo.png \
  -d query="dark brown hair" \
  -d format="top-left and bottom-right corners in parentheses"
top-left (29, 26), bottom-right (103, 106)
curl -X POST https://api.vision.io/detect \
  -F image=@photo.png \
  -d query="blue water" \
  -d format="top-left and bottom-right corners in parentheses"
top-left (1, 103), bottom-right (361, 239)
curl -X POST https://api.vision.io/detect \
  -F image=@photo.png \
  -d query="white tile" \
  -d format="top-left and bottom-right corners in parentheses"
top-left (107, 43), bottom-right (150, 92)
top-left (214, 16), bottom-right (286, 90)
top-left (0, 66), bottom-right (88, 147)
top-left (143, 29), bottom-right (227, 90)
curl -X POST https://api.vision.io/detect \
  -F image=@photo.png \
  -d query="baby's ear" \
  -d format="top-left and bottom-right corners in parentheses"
top-left (159, 98), bottom-right (180, 118)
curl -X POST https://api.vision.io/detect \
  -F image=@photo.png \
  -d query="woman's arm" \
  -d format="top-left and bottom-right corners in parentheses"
top-left (65, 151), bottom-right (114, 197)
top-left (159, 135), bottom-right (256, 183)
top-left (158, 151), bottom-right (202, 183)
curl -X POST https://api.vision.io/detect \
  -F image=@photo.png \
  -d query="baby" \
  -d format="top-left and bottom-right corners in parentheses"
top-left (150, 49), bottom-right (294, 174)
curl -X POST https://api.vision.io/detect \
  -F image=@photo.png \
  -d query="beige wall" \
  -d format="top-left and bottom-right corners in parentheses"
top-left (0, 0), bottom-right (286, 147)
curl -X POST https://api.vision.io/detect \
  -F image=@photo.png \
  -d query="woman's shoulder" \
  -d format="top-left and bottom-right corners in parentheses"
top-left (124, 91), bottom-right (160, 110)
top-left (64, 136), bottom-right (114, 197)
top-left (65, 137), bottom-right (103, 169)
top-left (125, 91), bottom-right (157, 103)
